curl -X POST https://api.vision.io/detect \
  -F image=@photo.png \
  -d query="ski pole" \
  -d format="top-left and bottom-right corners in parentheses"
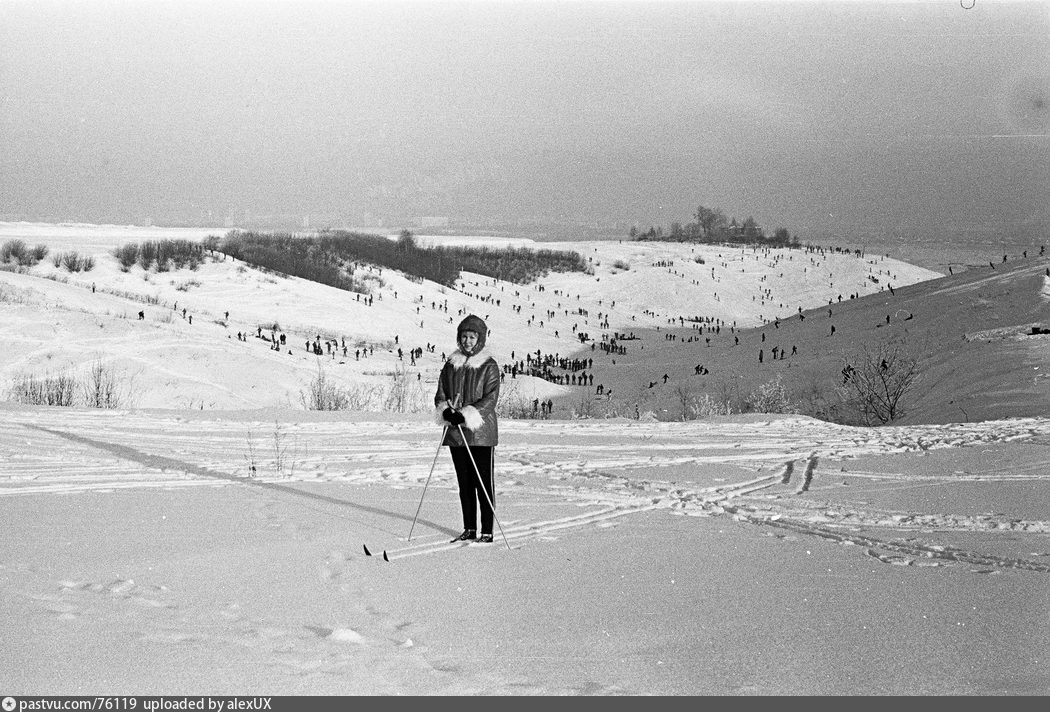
top-left (408, 424), bottom-right (447, 541)
top-left (456, 423), bottom-right (511, 550)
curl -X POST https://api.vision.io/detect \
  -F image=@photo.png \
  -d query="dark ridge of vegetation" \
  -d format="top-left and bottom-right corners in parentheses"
top-left (214, 229), bottom-right (590, 290)
top-left (430, 241), bottom-right (591, 285)
top-left (631, 204), bottom-right (799, 248)
top-left (112, 239), bottom-right (206, 272)
top-left (217, 231), bottom-right (368, 291)
top-left (315, 230), bottom-right (460, 287)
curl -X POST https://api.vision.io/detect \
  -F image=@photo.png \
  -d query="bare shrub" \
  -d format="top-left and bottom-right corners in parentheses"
top-left (174, 279), bottom-right (202, 292)
top-left (0, 238), bottom-right (36, 266)
top-left (113, 243), bottom-right (139, 271)
top-left (340, 383), bottom-right (384, 410)
top-left (497, 380), bottom-right (558, 420)
top-left (57, 251), bottom-right (94, 272)
top-left (795, 369), bottom-right (844, 423)
top-left (598, 394), bottom-right (643, 420)
top-left (81, 358), bottom-right (132, 409)
top-left (497, 382), bottom-right (539, 419)
top-left (8, 372), bottom-right (78, 406)
top-left (299, 365), bottom-right (383, 411)
top-left (673, 383), bottom-right (693, 420)
top-left (270, 417), bottom-right (301, 478)
top-left (837, 341), bottom-right (921, 424)
top-left (710, 376), bottom-right (742, 414)
top-left (569, 389), bottom-right (598, 419)
top-left (138, 241), bottom-right (156, 270)
top-left (300, 364), bottom-right (352, 411)
top-left (1, 239), bottom-right (23, 262)
top-left (40, 273), bottom-right (68, 285)
top-left (382, 367), bottom-right (430, 413)
top-left (243, 427), bottom-right (259, 477)
top-left (383, 366), bottom-right (410, 413)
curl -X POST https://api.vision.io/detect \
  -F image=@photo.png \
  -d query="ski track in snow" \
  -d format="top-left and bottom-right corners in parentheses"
top-left (3, 409), bottom-right (1050, 572)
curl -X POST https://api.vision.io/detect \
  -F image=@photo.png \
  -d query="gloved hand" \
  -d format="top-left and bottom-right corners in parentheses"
top-left (447, 410), bottom-right (466, 426)
top-left (442, 407), bottom-right (456, 423)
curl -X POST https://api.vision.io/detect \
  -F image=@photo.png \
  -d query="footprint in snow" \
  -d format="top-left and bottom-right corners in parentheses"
top-left (139, 630), bottom-right (200, 644)
top-left (61, 578), bottom-right (174, 608)
top-left (320, 550), bottom-right (353, 582)
top-left (27, 592), bottom-right (79, 621)
top-left (306, 625), bottom-right (369, 644)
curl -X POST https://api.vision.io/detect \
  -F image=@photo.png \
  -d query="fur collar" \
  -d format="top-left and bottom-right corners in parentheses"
top-left (446, 346), bottom-right (496, 369)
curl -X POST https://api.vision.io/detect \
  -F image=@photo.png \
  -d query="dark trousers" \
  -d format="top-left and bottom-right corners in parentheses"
top-left (449, 446), bottom-right (495, 534)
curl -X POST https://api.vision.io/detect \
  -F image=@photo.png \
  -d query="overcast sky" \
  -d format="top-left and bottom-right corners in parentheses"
top-left (1, 0), bottom-right (1048, 241)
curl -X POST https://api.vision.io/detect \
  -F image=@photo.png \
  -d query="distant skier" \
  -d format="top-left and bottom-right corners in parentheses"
top-left (434, 314), bottom-right (501, 545)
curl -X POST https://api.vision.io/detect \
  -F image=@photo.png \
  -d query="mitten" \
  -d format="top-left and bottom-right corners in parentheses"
top-left (448, 410), bottom-right (466, 426)
top-left (442, 407), bottom-right (456, 423)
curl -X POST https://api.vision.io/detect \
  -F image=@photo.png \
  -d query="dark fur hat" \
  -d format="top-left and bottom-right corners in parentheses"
top-left (457, 314), bottom-right (488, 354)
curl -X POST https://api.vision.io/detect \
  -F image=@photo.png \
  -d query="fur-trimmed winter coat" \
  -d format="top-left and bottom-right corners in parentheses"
top-left (434, 346), bottom-right (500, 447)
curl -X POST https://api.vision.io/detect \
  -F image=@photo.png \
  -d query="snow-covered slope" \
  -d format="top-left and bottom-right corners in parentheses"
top-left (0, 223), bottom-right (940, 411)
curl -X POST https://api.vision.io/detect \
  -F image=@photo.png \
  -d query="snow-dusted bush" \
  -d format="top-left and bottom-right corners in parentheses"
top-left (689, 393), bottom-right (734, 418)
top-left (745, 375), bottom-right (798, 414)
top-left (497, 382), bottom-right (540, 419)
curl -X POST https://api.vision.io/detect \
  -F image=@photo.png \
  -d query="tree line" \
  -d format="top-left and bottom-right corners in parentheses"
top-left (209, 229), bottom-right (590, 291)
top-left (113, 239), bottom-right (206, 272)
top-left (631, 205), bottom-right (797, 248)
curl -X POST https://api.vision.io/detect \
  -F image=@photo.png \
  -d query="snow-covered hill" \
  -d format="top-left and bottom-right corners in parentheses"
top-left (2, 223), bottom-right (1049, 695)
top-left (0, 222), bottom-right (941, 411)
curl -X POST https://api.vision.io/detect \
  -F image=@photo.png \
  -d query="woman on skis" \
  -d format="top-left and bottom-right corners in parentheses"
top-left (434, 314), bottom-right (500, 544)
